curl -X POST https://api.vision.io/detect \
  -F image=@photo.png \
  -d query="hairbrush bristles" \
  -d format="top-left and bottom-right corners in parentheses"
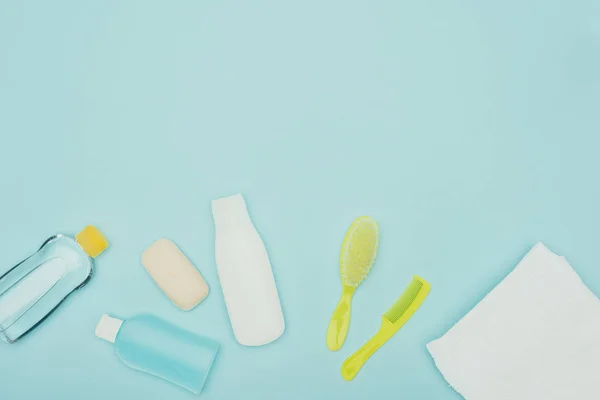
top-left (340, 217), bottom-right (379, 287)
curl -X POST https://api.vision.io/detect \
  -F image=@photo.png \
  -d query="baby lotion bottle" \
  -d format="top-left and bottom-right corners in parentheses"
top-left (212, 194), bottom-right (285, 346)
top-left (95, 314), bottom-right (220, 395)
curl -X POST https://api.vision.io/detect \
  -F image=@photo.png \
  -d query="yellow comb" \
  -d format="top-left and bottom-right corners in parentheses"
top-left (326, 216), bottom-right (379, 351)
top-left (341, 276), bottom-right (430, 381)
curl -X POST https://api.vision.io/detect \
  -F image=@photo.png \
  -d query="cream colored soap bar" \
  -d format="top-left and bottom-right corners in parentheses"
top-left (141, 238), bottom-right (209, 310)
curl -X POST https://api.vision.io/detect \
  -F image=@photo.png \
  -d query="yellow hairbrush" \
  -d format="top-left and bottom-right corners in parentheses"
top-left (326, 216), bottom-right (379, 351)
top-left (341, 276), bottom-right (431, 381)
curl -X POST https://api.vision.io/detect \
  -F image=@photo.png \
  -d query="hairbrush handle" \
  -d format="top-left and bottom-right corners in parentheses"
top-left (341, 319), bottom-right (394, 381)
top-left (326, 285), bottom-right (356, 351)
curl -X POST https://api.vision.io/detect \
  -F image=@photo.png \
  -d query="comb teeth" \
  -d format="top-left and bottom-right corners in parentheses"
top-left (383, 278), bottom-right (425, 323)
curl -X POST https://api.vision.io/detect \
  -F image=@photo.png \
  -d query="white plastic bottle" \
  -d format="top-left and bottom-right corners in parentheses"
top-left (212, 194), bottom-right (285, 346)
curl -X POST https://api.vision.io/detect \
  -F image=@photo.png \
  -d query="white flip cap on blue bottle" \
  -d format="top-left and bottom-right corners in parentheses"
top-left (95, 314), bottom-right (123, 343)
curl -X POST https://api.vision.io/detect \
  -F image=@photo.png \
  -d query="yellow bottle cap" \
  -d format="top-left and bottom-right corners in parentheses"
top-left (76, 225), bottom-right (109, 258)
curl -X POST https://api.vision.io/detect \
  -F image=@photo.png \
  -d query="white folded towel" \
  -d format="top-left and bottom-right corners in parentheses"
top-left (428, 242), bottom-right (600, 400)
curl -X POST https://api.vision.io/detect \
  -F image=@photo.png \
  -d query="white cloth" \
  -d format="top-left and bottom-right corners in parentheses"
top-left (427, 243), bottom-right (600, 400)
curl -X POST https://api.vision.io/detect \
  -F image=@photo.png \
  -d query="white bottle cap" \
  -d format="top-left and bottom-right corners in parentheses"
top-left (95, 314), bottom-right (123, 343)
top-left (212, 194), bottom-right (251, 227)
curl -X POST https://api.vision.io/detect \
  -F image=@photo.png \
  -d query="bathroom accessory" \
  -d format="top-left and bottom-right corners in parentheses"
top-left (0, 226), bottom-right (108, 343)
top-left (327, 216), bottom-right (379, 351)
top-left (142, 238), bottom-right (208, 310)
top-left (341, 276), bottom-right (430, 381)
top-left (428, 243), bottom-right (600, 400)
top-left (96, 313), bottom-right (219, 395)
top-left (212, 194), bottom-right (285, 346)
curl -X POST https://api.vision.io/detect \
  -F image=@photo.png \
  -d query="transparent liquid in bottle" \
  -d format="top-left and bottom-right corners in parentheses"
top-left (0, 227), bottom-right (107, 343)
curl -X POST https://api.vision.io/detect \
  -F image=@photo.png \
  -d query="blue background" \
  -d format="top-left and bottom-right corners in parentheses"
top-left (1, 1), bottom-right (599, 399)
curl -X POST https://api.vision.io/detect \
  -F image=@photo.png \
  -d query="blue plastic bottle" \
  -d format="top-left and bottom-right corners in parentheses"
top-left (95, 314), bottom-right (220, 395)
top-left (0, 226), bottom-right (108, 343)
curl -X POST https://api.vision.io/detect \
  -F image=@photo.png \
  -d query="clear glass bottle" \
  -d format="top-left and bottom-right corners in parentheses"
top-left (95, 314), bottom-right (220, 395)
top-left (0, 226), bottom-right (108, 343)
